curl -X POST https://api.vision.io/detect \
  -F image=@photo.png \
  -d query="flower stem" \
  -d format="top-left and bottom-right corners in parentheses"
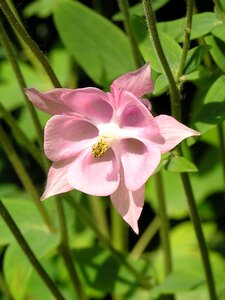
top-left (56, 198), bottom-right (88, 300)
top-left (155, 172), bottom-right (173, 276)
top-left (180, 173), bottom-right (217, 300)
top-left (111, 206), bottom-right (128, 252)
top-left (142, 0), bottom-right (181, 120)
top-left (0, 0), bottom-right (61, 88)
top-left (218, 124), bottom-right (225, 195)
top-left (88, 195), bottom-right (110, 238)
top-left (0, 20), bottom-right (48, 171)
top-left (0, 199), bottom-right (66, 300)
top-left (0, 125), bottom-right (54, 232)
top-left (130, 216), bottom-right (160, 259)
top-left (65, 195), bottom-right (151, 289)
top-left (155, 173), bottom-right (175, 300)
top-left (117, 0), bottom-right (143, 68)
top-left (176, 0), bottom-right (194, 82)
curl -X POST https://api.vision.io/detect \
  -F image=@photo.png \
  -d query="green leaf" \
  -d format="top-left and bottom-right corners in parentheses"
top-left (23, 0), bottom-right (56, 18)
top-left (0, 198), bottom-right (51, 246)
top-left (153, 73), bottom-right (168, 96)
top-left (112, 0), bottom-right (170, 21)
top-left (193, 75), bottom-right (225, 134)
top-left (165, 156), bottom-right (198, 172)
top-left (212, 23), bottom-right (225, 43)
top-left (158, 13), bottom-right (222, 42)
top-left (184, 45), bottom-right (211, 74)
top-left (131, 16), bottom-right (182, 75)
top-left (4, 229), bottom-right (59, 300)
top-left (54, 0), bottom-right (135, 88)
top-left (205, 35), bottom-right (225, 72)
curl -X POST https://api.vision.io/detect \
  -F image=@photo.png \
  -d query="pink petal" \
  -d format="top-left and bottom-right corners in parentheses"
top-left (67, 148), bottom-right (120, 196)
top-left (111, 63), bottom-right (154, 98)
top-left (24, 88), bottom-right (74, 115)
top-left (25, 88), bottom-right (113, 123)
top-left (118, 139), bottom-right (161, 191)
top-left (110, 178), bottom-right (145, 234)
top-left (44, 115), bottom-right (98, 161)
top-left (41, 159), bottom-right (74, 200)
top-left (154, 115), bottom-right (200, 153)
top-left (117, 91), bottom-right (165, 143)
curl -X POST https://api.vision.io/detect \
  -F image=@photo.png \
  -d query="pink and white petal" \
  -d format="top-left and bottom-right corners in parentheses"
top-left (118, 92), bottom-right (164, 144)
top-left (24, 88), bottom-right (74, 115)
top-left (67, 148), bottom-right (120, 196)
top-left (44, 115), bottom-right (98, 161)
top-left (118, 139), bottom-right (161, 191)
top-left (61, 88), bottom-right (114, 124)
top-left (41, 159), bottom-right (74, 200)
top-left (25, 87), bottom-right (113, 123)
top-left (111, 63), bottom-right (154, 98)
top-left (154, 115), bottom-right (200, 153)
top-left (110, 179), bottom-right (145, 234)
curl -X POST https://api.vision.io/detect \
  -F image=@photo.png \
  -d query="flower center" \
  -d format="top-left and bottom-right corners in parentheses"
top-left (91, 138), bottom-right (109, 158)
top-left (91, 122), bottom-right (121, 158)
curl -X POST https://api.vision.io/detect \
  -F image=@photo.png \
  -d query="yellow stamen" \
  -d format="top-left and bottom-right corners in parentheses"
top-left (91, 138), bottom-right (109, 158)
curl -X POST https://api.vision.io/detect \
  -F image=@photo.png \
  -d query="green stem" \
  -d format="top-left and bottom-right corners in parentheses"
top-left (180, 173), bottom-right (217, 300)
top-left (65, 195), bottom-right (151, 289)
top-left (155, 173), bottom-right (175, 300)
top-left (117, 0), bottom-right (143, 68)
top-left (0, 20), bottom-right (48, 171)
top-left (0, 199), bottom-right (66, 300)
top-left (0, 101), bottom-right (44, 168)
top-left (214, 0), bottom-right (224, 12)
top-left (155, 172), bottom-right (173, 276)
top-left (142, 0), bottom-right (181, 120)
top-left (56, 198), bottom-right (88, 300)
top-left (0, 0), bottom-right (61, 88)
top-left (0, 125), bottom-right (54, 232)
top-left (111, 206), bottom-right (128, 252)
top-left (130, 216), bottom-right (160, 259)
top-left (176, 0), bottom-right (194, 82)
top-left (218, 124), bottom-right (225, 193)
top-left (88, 195), bottom-right (110, 238)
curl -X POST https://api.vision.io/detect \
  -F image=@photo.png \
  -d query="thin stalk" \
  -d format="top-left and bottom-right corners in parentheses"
top-left (65, 195), bottom-right (151, 289)
top-left (214, 0), bottom-right (224, 12)
top-left (142, 0), bottom-right (181, 120)
top-left (0, 20), bottom-right (48, 171)
top-left (0, 199), bottom-right (66, 300)
top-left (56, 198), bottom-right (88, 300)
top-left (155, 172), bottom-right (173, 276)
top-left (0, 0), bottom-right (61, 88)
top-left (0, 125), bottom-right (54, 231)
top-left (117, 0), bottom-right (143, 68)
top-left (0, 101), bottom-right (44, 168)
top-left (111, 207), bottom-right (128, 252)
top-left (155, 173), bottom-right (175, 300)
top-left (218, 124), bottom-right (225, 194)
top-left (180, 173), bottom-right (217, 300)
top-left (176, 0), bottom-right (194, 82)
top-left (130, 216), bottom-right (160, 259)
top-left (88, 195), bottom-right (110, 238)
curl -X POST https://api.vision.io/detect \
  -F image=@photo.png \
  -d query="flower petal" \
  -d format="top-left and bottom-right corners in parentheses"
top-left (41, 159), bottom-right (74, 200)
top-left (25, 87), bottom-right (113, 123)
top-left (111, 63), bottom-right (154, 98)
top-left (110, 178), bottom-right (145, 234)
top-left (44, 115), bottom-right (98, 161)
top-left (118, 91), bottom-right (164, 143)
top-left (154, 115), bottom-right (200, 153)
top-left (118, 139), bottom-right (161, 191)
top-left (67, 148), bottom-right (120, 196)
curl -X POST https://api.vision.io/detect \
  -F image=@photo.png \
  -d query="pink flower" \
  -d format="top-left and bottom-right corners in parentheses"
top-left (25, 63), bottom-right (199, 234)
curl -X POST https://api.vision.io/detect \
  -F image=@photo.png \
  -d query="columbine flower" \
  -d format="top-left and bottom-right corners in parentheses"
top-left (25, 63), bottom-right (199, 234)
